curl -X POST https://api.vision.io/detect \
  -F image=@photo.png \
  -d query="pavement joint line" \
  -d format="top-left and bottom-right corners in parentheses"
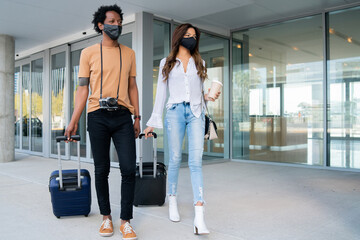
top-left (0, 171), bottom-right (47, 186)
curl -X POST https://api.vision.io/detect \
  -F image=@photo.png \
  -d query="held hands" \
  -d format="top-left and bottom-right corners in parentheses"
top-left (204, 88), bottom-right (221, 102)
top-left (143, 126), bottom-right (155, 139)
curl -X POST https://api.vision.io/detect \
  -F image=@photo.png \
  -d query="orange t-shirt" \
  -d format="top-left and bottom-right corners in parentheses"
top-left (78, 43), bottom-right (136, 113)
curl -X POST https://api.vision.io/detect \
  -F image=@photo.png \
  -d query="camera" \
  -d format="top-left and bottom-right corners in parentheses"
top-left (99, 97), bottom-right (119, 110)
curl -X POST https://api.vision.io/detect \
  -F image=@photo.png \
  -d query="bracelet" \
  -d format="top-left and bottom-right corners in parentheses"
top-left (133, 115), bottom-right (141, 120)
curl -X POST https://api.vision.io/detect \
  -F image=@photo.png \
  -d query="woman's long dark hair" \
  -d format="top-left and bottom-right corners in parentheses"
top-left (162, 23), bottom-right (207, 82)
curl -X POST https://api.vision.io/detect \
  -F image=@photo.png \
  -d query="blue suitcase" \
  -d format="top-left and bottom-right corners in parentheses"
top-left (49, 135), bottom-right (91, 218)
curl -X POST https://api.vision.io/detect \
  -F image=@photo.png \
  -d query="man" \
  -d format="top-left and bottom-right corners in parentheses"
top-left (65, 4), bottom-right (140, 239)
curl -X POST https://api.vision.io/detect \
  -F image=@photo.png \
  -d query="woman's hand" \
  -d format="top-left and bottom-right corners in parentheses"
top-left (143, 126), bottom-right (155, 139)
top-left (204, 88), bottom-right (221, 102)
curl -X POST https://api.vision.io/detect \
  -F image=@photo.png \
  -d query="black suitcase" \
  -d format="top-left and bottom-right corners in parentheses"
top-left (49, 135), bottom-right (91, 218)
top-left (133, 132), bottom-right (166, 207)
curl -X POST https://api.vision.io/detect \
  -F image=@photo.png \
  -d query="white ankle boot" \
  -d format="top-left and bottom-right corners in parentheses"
top-left (194, 206), bottom-right (210, 235)
top-left (168, 196), bottom-right (180, 222)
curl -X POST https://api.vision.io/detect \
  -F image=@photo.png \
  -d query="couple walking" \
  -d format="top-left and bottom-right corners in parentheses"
top-left (65, 4), bottom-right (221, 239)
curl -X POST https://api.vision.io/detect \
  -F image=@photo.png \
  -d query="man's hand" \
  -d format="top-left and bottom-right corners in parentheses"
top-left (64, 122), bottom-right (78, 142)
top-left (134, 119), bottom-right (140, 139)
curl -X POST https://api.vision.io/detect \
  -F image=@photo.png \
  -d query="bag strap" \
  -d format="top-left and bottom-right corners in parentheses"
top-left (201, 84), bottom-right (211, 118)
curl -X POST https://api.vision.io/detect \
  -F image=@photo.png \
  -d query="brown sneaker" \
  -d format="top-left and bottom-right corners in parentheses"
top-left (99, 218), bottom-right (114, 237)
top-left (119, 222), bottom-right (137, 240)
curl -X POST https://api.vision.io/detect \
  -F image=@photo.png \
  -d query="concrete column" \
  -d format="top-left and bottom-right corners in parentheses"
top-left (0, 34), bottom-right (15, 163)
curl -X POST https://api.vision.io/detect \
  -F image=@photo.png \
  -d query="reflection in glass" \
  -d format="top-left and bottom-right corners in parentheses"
top-left (31, 58), bottom-right (43, 152)
top-left (51, 52), bottom-right (66, 155)
top-left (14, 67), bottom-right (20, 149)
top-left (328, 6), bottom-right (360, 169)
top-left (232, 15), bottom-right (324, 165)
top-left (22, 64), bottom-right (30, 150)
top-left (199, 33), bottom-right (229, 157)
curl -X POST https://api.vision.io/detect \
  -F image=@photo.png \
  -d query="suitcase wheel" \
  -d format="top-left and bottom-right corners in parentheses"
top-left (56, 216), bottom-right (60, 219)
top-left (85, 215), bottom-right (88, 217)
top-left (134, 205), bottom-right (138, 207)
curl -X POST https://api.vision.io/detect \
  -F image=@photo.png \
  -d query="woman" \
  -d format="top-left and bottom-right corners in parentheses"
top-left (144, 23), bottom-right (220, 235)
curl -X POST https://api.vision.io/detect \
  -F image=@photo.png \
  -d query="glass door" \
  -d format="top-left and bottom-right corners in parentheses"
top-left (50, 46), bottom-right (68, 156)
top-left (21, 63), bottom-right (30, 150)
top-left (232, 15), bottom-right (324, 165)
top-left (328, 7), bottom-right (360, 169)
top-left (199, 32), bottom-right (229, 159)
top-left (15, 53), bottom-right (44, 154)
top-left (31, 57), bottom-right (44, 153)
top-left (14, 66), bottom-right (20, 149)
top-left (70, 49), bottom-right (87, 158)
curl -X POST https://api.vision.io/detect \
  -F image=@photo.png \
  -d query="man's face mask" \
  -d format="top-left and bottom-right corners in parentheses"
top-left (103, 24), bottom-right (122, 40)
top-left (180, 37), bottom-right (197, 51)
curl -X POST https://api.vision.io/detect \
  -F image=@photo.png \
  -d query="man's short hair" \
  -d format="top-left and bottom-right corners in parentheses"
top-left (92, 4), bottom-right (123, 34)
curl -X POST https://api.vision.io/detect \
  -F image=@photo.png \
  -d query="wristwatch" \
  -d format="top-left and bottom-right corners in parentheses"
top-left (133, 115), bottom-right (141, 120)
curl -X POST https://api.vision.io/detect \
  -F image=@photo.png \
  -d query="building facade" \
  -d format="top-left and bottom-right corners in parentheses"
top-left (12, 4), bottom-right (360, 170)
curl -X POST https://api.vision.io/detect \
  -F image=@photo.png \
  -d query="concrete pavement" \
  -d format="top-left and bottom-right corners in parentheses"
top-left (1, 153), bottom-right (360, 240)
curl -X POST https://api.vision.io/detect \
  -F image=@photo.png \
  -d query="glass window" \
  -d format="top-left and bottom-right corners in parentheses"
top-left (232, 14), bottom-right (324, 166)
top-left (51, 52), bottom-right (66, 155)
top-left (22, 64), bottom-right (30, 150)
top-left (199, 33), bottom-right (229, 158)
top-left (249, 88), bottom-right (263, 115)
top-left (31, 58), bottom-right (43, 152)
top-left (266, 87), bottom-right (280, 115)
top-left (14, 67), bottom-right (20, 149)
top-left (328, 6), bottom-right (360, 169)
top-left (70, 49), bottom-right (86, 158)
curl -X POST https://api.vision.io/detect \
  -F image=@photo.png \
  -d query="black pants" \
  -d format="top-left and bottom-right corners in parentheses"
top-left (87, 108), bottom-right (136, 220)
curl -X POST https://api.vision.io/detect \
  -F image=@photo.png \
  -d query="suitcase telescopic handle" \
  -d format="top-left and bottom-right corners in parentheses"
top-left (56, 135), bottom-right (81, 190)
top-left (138, 132), bottom-right (157, 178)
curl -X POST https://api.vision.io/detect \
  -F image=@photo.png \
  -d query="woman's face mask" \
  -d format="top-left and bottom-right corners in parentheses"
top-left (180, 37), bottom-right (197, 51)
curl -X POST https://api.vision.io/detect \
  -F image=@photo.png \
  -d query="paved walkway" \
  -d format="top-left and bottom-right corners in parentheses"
top-left (1, 153), bottom-right (360, 240)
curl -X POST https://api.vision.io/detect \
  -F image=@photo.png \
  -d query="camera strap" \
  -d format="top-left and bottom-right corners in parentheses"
top-left (100, 41), bottom-right (122, 100)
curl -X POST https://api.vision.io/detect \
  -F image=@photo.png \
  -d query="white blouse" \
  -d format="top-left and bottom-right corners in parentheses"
top-left (146, 57), bottom-right (205, 129)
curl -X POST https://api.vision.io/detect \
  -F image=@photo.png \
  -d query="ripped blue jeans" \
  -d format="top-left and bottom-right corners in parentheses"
top-left (165, 102), bottom-right (205, 204)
